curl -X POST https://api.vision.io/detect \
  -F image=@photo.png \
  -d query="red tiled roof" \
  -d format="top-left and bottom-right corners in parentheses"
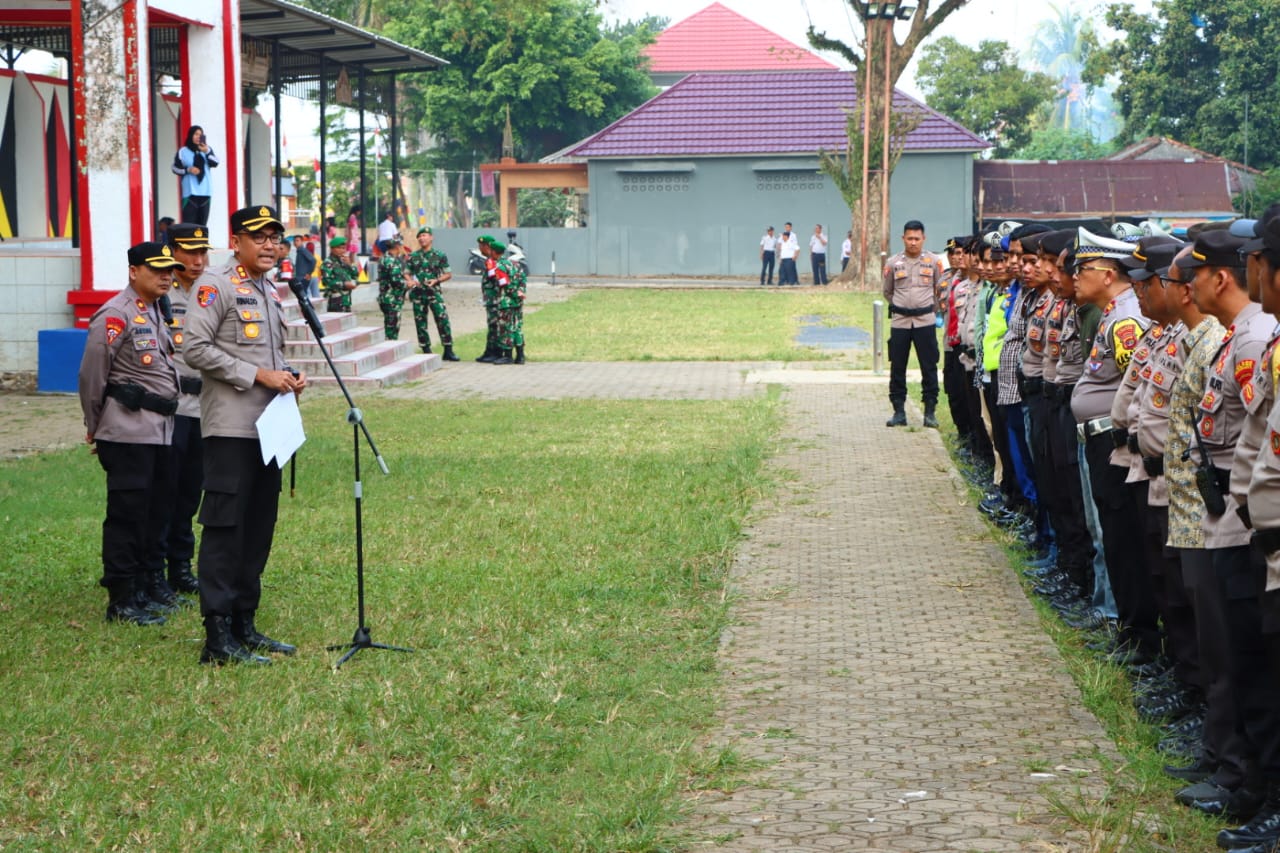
top-left (643, 2), bottom-right (837, 72)
top-left (974, 160), bottom-right (1236, 218)
top-left (564, 71), bottom-right (988, 158)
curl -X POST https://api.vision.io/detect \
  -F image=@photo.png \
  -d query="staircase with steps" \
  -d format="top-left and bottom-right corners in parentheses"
top-left (275, 283), bottom-right (441, 387)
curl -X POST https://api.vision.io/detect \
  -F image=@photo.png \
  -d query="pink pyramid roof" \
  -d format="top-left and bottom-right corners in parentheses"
top-left (643, 2), bottom-right (837, 73)
top-left (565, 71), bottom-right (988, 158)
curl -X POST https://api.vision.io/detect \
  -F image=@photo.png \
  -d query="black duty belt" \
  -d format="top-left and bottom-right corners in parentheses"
top-left (1143, 456), bottom-right (1164, 477)
top-left (889, 304), bottom-right (934, 317)
top-left (1112, 428), bottom-right (1130, 450)
top-left (105, 382), bottom-right (178, 416)
top-left (179, 376), bottom-right (203, 395)
top-left (1126, 433), bottom-right (1140, 454)
top-left (1253, 527), bottom-right (1280, 555)
top-left (1019, 376), bottom-right (1044, 397)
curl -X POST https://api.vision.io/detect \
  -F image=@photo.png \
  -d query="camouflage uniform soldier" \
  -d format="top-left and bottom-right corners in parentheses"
top-left (377, 237), bottom-right (410, 340)
top-left (406, 227), bottom-right (459, 360)
top-left (322, 236), bottom-right (359, 313)
top-left (498, 254), bottom-right (528, 365)
top-left (475, 235), bottom-right (503, 363)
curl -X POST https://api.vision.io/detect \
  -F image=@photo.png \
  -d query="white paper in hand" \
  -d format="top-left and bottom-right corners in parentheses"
top-left (255, 391), bottom-right (306, 466)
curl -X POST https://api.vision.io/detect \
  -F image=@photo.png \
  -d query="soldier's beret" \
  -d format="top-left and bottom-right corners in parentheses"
top-left (128, 241), bottom-right (185, 270)
top-left (417, 227), bottom-right (432, 237)
top-left (330, 236), bottom-right (347, 249)
top-left (489, 240), bottom-right (506, 254)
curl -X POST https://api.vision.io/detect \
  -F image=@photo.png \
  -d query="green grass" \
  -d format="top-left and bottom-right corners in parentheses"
top-left (0, 393), bottom-right (780, 850)
top-left (449, 289), bottom-right (882, 362)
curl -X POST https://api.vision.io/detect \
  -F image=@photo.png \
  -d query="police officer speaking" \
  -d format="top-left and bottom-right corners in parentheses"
top-left (78, 241), bottom-right (184, 626)
top-left (183, 205), bottom-right (305, 666)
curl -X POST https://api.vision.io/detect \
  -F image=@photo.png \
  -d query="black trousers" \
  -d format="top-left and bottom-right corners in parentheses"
top-left (779, 258), bottom-right (798, 285)
top-left (1219, 546), bottom-right (1280, 782)
top-left (760, 251), bottom-right (775, 284)
top-left (888, 325), bottom-right (939, 409)
top-left (161, 415), bottom-right (203, 569)
top-left (95, 441), bottom-right (172, 590)
top-left (181, 195), bottom-right (211, 226)
top-left (810, 252), bottom-right (827, 285)
top-left (197, 437), bottom-right (282, 617)
top-left (1044, 396), bottom-right (1093, 584)
top-left (983, 373), bottom-right (1014, 497)
top-left (1150, 511), bottom-right (1201, 691)
top-left (966, 369), bottom-right (994, 464)
top-left (942, 350), bottom-right (972, 440)
top-left (1083, 433), bottom-right (1160, 656)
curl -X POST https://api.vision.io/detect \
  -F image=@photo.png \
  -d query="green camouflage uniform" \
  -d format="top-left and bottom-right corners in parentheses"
top-left (406, 248), bottom-right (454, 349)
top-left (480, 256), bottom-right (500, 353)
top-left (377, 254), bottom-right (409, 340)
top-left (495, 258), bottom-right (526, 349)
top-left (321, 256), bottom-right (358, 312)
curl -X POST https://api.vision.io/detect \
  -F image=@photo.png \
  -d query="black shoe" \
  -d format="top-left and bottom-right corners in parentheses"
top-left (923, 412), bottom-right (939, 428)
top-left (106, 586), bottom-right (166, 626)
top-left (200, 615), bottom-right (271, 665)
top-left (422, 343), bottom-right (433, 354)
top-left (1218, 798), bottom-right (1280, 849)
top-left (168, 560), bottom-right (200, 595)
top-left (1178, 781), bottom-right (1264, 820)
top-left (231, 611), bottom-right (297, 656)
top-left (476, 345), bottom-right (496, 363)
top-left (134, 584), bottom-right (178, 616)
top-left (490, 349), bottom-right (514, 365)
top-left (514, 345), bottom-right (525, 365)
top-left (886, 410), bottom-right (907, 427)
top-left (442, 346), bottom-right (460, 362)
top-left (1165, 756), bottom-right (1216, 783)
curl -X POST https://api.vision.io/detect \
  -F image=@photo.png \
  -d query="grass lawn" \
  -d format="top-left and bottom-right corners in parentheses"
top-left (450, 289), bottom-right (886, 363)
top-left (0, 393), bottom-right (780, 850)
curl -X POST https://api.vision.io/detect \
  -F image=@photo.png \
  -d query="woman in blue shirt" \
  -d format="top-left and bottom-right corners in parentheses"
top-left (172, 125), bottom-right (219, 225)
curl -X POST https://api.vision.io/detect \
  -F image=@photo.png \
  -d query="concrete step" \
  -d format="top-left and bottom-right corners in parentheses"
top-left (285, 310), bottom-right (359, 340)
top-left (291, 338), bottom-right (415, 377)
top-left (285, 325), bottom-right (385, 359)
top-left (307, 353), bottom-right (441, 387)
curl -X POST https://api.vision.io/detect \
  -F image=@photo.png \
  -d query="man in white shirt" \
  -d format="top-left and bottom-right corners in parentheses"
top-left (809, 224), bottom-right (829, 285)
top-left (759, 226), bottom-right (777, 286)
top-left (841, 230), bottom-right (853, 272)
top-left (376, 211), bottom-right (398, 254)
top-left (777, 223), bottom-right (800, 286)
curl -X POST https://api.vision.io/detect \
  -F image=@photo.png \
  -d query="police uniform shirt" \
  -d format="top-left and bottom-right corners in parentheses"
top-left (78, 285), bottom-right (180, 444)
top-left (1052, 301), bottom-right (1087, 387)
top-left (1246, 330), bottom-right (1280, 589)
top-left (1043, 297), bottom-right (1069, 384)
top-left (167, 282), bottom-right (202, 419)
top-left (1198, 302), bottom-right (1273, 546)
top-left (1112, 322), bottom-right (1165, 484)
top-left (1071, 288), bottom-right (1149, 424)
top-left (1165, 316), bottom-right (1227, 549)
top-left (1135, 322), bottom-right (1188, 508)
top-left (882, 250), bottom-right (944, 329)
top-left (182, 258), bottom-right (292, 439)
top-left (1021, 288), bottom-right (1056, 379)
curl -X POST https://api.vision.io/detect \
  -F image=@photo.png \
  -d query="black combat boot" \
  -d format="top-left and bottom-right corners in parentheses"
top-left (490, 348), bottom-right (514, 365)
top-left (231, 610), bottom-right (297, 656)
top-left (886, 406), bottom-right (907, 427)
top-left (143, 569), bottom-right (186, 610)
top-left (1218, 783), bottom-right (1280, 850)
top-left (200, 615), bottom-right (271, 666)
top-left (106, 584), bottom-right (166, 626)
top-left (442, 345), bottom-right (460, 362)
top-left (923, 406), bottom-right (939, 429)
top-left (514, 345), bottom-right (525, 365)
top-left (421, 342), bottom-right (433, 354)
top-left (168, 559), bottom-right (200, 595)
top-left (476, 344), bottom-right (497, 363)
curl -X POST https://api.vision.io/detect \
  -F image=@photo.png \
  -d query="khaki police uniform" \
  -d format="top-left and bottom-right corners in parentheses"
top-left (78, 284), bottom-right (180, 596)
top-left (183, 254), bottom-right (293, 619)
top-left (883, 249), bottom-right (944, 414)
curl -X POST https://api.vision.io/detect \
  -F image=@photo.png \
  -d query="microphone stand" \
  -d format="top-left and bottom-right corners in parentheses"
top-left (287, 278), bottom-right (413, 668)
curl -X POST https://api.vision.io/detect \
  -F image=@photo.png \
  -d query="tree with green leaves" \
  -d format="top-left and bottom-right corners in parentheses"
top-left (807, 1), bottom-right (973, 288)
top-left (1027, 3), bottom-right (1101, 133)
top-left (1086, 0), bottom-right (1280, 170)
top-left (916, 38), bottom-right (1056, 156)
top-left (1011, 126), bottom-right (1114, 161)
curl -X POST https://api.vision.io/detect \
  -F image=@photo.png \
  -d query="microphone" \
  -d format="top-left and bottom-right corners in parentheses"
top-left (288, 277), bottom-right (326, 341)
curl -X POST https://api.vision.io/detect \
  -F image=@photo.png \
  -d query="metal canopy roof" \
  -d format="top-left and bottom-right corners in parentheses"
top-left (238, 0), bottom-right (445, 80)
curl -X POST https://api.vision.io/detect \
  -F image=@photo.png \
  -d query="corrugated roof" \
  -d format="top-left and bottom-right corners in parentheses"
top-left (974, 160), bottom-right (1236, 218)
top-left (564, 71), bottom-right (988, 158)
top-left (643, 2), bottom-right (836, 73)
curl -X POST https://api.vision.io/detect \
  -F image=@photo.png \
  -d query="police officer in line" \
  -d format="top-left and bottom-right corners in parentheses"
top-left (883, 219), bottom-right (945, 428)
top-left (183, 205), bottom-right (305, 666)
top-left (157, 223), bottom-right (212, 598)
top-left (78, 241), bottom-right (184, 626)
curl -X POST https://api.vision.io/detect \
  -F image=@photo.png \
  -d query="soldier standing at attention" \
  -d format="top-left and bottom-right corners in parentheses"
top-left (406, 227), bottom-right (459, 360)
top-left (475, 235), bottom-right (502, 363)
top-left (159, 223), bottom-right (213, 598)
top-left (376, 235), bottom-right (411, 341)
top-left (183, 205), bottom-right (305, 666)
top-left (883, 219), bottom-right (945, 428)
top-left (78, 241), bottom-right (184, 626)
top-left (490, 238), bottom-right (527, 365)
top-left (321, 236), bottom-right (358, 313)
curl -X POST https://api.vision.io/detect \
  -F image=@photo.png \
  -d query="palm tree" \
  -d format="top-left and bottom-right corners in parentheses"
top-left (1027, 2), bottom-right (1091, 132)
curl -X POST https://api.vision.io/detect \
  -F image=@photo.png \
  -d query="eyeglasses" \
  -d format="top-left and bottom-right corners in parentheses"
top-left (1074, 265), bottom-right (1113, 275)
top-left (237, 231), bottom-right (284, 245)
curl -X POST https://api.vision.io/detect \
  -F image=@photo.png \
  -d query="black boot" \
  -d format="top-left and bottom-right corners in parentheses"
top-left (476, 345), bottom-right (497, 363)
top-left (231, 611), bottom-right (297, 656)
top-left (514, 345), bottom-right (525, 365)
top-left (200, 615), bottom-right (271, 665)
top-left (421, 342), bottom-right (433, 354)
top-left (1218, 785), bottom-right (1280, 849)
top-left (886, 406), bottom-right (907, 427)
top-left (168, 559), bottom-right (200, 595)
top-left (923, 406), bottom-right (939, 429)
top-left (105, 584), bottom-right (166, 626)
top-left (442, 345), bottom-right (460, 362)
top-left (491, 348), bottom-right (514, 365)
top-left (143, 569), bottom-right (186, 611)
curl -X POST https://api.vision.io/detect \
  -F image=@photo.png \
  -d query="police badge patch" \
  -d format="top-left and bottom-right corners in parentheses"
top-left (197, 285), bottom-right (218, 307)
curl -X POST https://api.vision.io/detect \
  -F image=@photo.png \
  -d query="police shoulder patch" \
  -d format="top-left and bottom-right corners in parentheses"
top-left (196, 284), bottom-right (218, 307)
top-left (1235, 358), bottom-right (1257, 386)
top-left (105, 315), bottom-right (126, 344)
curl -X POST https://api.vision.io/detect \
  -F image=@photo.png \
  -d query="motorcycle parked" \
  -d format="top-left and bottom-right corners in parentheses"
top-left (468, 233), bottom-right (529, 277)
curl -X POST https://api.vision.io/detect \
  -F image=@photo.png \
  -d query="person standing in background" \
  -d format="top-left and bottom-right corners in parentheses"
top-left (172, 126), bottom-right (219, 226)
top-left (759, 226), bottom-right (777, 286)
top-left (809, 224), bottom-right (829, 285)
top-left (777, 223), bottom-right (800, 286)
top-left (841, 231), bottom-right (853, 272)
